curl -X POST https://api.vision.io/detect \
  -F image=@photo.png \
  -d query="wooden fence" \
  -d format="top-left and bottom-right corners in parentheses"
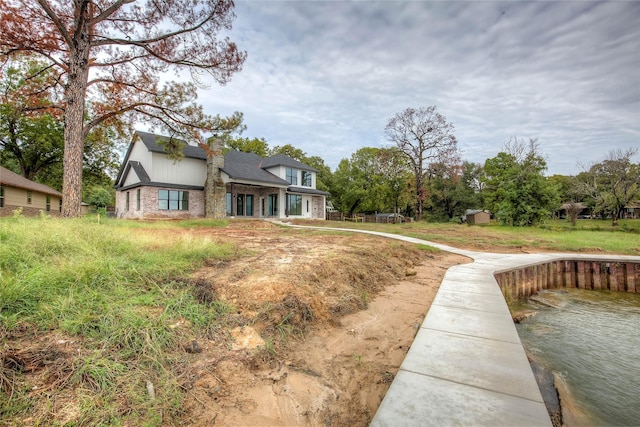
top-left (325, 212), bottom-right (406, 223)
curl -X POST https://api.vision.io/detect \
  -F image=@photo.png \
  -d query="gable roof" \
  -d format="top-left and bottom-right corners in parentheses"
top-left (135, 130), bottom-right (206, 160)
top-left (260, 154), bottom-right (318, 172)
top-left (0, 166), bottom-right (62, 196)
top-left (133, 131), bottom-right (318, 172)
top-left (221, 150), bottom-right (289, 186)
top-left (121, 161), bottom-right (151, 185)
top-left (114, 131), bottom-right (206, 187)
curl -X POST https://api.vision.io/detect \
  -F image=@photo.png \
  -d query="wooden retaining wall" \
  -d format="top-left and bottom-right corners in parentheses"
top-left (495, 260), bottom-right (640, 302)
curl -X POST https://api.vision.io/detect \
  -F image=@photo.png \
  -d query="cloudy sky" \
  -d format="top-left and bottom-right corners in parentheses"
top-left (200, 0), bottom-right (639, 176)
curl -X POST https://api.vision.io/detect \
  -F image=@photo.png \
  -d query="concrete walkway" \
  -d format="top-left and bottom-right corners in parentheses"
top-left (282, 223), bottom-right (640, 426)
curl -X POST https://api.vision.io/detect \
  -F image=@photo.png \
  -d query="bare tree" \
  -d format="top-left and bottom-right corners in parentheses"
top-left (564, 201), bottom-right (583, 226)
top-left (0, 0), bottom-right (246, 216)
top-left (385, 106), bottom-right (459, 221)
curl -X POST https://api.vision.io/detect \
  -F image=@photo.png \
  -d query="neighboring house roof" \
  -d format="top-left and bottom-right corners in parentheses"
top-left (260, 154), bottom-right (318, 172)
top-left (0, 166), bottom-right (62, 197)
top-left (221, 150), bottom-right (290, 186)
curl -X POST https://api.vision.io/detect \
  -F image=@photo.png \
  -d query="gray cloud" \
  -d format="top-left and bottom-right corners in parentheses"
top-left (200, 0), bottom-right (640, 175)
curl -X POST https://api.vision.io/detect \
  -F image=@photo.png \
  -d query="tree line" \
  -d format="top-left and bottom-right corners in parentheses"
top-left (1, 2), bottom-right (638, 225)
top-left (4, 83), bottom-right (637, 227)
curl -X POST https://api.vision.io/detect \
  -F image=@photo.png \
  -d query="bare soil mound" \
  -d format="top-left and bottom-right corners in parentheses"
top-left (180, 223), bottom-right (468, 426)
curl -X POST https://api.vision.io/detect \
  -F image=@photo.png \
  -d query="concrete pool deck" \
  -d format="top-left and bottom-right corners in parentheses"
top-left (283, 223), bottom-right (640, 426)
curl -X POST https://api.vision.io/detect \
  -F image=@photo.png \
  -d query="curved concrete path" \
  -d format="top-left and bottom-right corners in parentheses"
top-left (281, 223), bottom-right (640, 426)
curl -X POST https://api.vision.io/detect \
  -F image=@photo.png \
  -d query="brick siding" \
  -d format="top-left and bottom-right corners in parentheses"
top-left (115, 186), bottom-right (205, 219)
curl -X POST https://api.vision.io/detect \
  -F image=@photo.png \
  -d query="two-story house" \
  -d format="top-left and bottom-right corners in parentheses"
top-left (114, 131), bottom-right (328, 220)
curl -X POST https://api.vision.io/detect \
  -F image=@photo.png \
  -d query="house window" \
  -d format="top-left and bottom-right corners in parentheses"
top-left (59, 199), bottom-right (62, 212)
top-left (246, 195), bottom-right (254, 216)
top-left (286, 167), bottom-right (297, 185)
top-left (226, 192), bottom-right (232, 216)
top-left (136, 189), bottom-right (141, 210)
top-left (27, 191), bottom-right (32, 204)
top-left (46, 195), bottom-right (51, 211)
top-left (158, 190), bottom-right (189, 210)
top-left (268, 194), bottom-right (278, 216)
top-left (236, 194), bottom-right (244, 216)
top-left (302, 171), bottom-right (312, 187)
top-left (307, 199), bottom-right (309, 213)
top-left (287, 194), bottom-right (302, 216)
top-left (0, 186), bottom-right (4, 207)
top-left (235, 194), bottom-right (254, 216)
top-left (125, 192), bottom-right (130, 211)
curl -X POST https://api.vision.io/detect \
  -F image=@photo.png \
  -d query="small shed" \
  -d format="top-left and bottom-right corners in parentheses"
top-left (466, 210), bottom-right (490, 225)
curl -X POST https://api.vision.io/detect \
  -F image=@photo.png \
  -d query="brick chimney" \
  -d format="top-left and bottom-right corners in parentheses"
top-left (205, 137), bottom-right (226, 218)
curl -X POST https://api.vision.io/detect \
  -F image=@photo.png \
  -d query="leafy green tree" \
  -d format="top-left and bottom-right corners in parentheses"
top-left (332, 147), bottom-right (411, 215)
top-left (426, 160), bottom-right (485, 221)
top-left (548, 174), bottom-right (586, 225)
top-left (548, 174), bottom-right (575, 202)
top-left (483, 138), bottom-right (559, 226)
top-left (461, 161), bottom-right (485, 208)
top-left (270, 144), bottom-right (307, 162)
top-left (1, 59), bottom-right (122, 193)
top-left (377, 147), bottom-right (412, 215)
top-left (303, 155), bottom-right (333, 193)
top-left (82, 129), bottom-right (122, 188)
top-left (0, 112), bottom-right (122, 195)
top-left (424, 142), bottom-right (472, 221)
top-left (0, 111), bottom-right (64, 181)
top-left (332, 148), bottom-right (386, 214)
top-left (226, 136), bottom-right (270, 157)
top-left (86, 185), bottom-right (114, 210)
top-left (1, 59), bottom-right (64, 183)
top-left (575, 148), bottom-right (639, 226)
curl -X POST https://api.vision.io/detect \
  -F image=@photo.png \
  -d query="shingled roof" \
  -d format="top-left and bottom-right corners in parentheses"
top-left (135, 130), bottom-right (206, 160)
top-left (0, 166), bottom-right (62, 196)
top-left (260, 154), bottom-right (318, 172)
top-left (221, 150), bottom-right (289, 186)
top-left (116, 131), bottom-right (320, 189)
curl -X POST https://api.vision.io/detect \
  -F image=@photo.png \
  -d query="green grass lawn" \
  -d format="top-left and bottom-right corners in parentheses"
top-left (307, 219), bottom-right (640, 255)
top-left (0, 216), bottom-right (239, 425)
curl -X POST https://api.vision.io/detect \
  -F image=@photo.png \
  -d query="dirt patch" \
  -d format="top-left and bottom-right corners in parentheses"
top-left (179, 223), bottom-right (468, 426)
